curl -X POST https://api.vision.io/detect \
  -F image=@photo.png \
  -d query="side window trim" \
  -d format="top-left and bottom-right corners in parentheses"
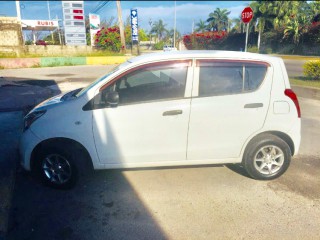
top-left (99, 60), bottom-right (192, 92)
top-left (194, 59), bottom-right (269, 98)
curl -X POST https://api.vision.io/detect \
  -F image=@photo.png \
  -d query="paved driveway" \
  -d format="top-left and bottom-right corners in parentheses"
top-left (0, 65), bottom-right (318, 239)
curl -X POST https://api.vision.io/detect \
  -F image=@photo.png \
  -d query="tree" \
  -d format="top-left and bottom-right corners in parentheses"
top-left (195, 19), bottom-right (207, 33)
top-left (206, 8), bottom-right (231, 31)
top-left (150, 19), bottom-right (168, 42)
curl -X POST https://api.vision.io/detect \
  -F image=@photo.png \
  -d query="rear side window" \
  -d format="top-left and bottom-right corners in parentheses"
top-left (198, 61), bottom-right (268, 97)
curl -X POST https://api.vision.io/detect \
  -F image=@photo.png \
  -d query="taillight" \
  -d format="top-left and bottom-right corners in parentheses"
top-left (285, 89), bottom-right (301, 118)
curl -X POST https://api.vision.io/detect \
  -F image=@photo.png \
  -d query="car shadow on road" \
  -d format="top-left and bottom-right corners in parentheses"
top-left (224, 164), bottom-right (252, 179)
top-left (1, 76), bottom-right (166, 239)
top-left (8, 169), bottom-right (167, 240)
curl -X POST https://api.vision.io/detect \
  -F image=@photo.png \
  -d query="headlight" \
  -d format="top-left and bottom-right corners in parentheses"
top-left (23, 110), bottom-right (46, 131)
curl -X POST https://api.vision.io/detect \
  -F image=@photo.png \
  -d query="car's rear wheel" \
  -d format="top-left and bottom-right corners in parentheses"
top-left (243, 134), bottom-right (291, 180)
top-left (35, 144), bottom-right (78, 189)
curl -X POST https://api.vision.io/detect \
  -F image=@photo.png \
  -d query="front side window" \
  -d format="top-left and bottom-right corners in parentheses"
top-left (89, 61), bottom-right (189, 109)
top-left (198, 61), bottom-right (268, 97)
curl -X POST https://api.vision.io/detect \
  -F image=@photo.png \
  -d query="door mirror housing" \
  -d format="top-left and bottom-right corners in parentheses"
top-left (106, 91), bottom-right (119, 107)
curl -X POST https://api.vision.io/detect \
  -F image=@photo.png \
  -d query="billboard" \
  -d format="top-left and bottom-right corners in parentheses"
top-left (89, 13), bottom-right (100, 46)
top-left (62, 1), bottom-right (86, 45)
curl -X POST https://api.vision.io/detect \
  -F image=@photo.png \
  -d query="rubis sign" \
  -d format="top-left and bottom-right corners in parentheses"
top-left (241, 7), bottom-right (253, 24)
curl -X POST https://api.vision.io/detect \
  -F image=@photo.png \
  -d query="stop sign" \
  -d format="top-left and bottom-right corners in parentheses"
top-left (241, 7), bottom-right (253, 24)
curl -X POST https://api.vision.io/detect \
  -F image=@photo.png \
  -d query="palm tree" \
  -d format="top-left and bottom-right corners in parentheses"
top-left (206, 8), bottom-right (231, 31)
top-left (231, 17), bottom-right (243, 33)
top-left (150, 20), bottom-right (168, 42)
top-left (250, 1), bottom-right (274, 50)
top-left (195, 20), bottom-right (207, 33)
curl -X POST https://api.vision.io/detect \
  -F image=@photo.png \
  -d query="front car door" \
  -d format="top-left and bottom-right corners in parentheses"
top-left (89, 60), bottom-right (193, 167)
top-left (187, 59), bottom-right (272, 161)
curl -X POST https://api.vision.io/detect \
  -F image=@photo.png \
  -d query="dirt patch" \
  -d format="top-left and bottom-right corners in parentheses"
top-left (46, 74), bottom-right (74, 77)
top-left (269, 155), bottom-right (320, 200)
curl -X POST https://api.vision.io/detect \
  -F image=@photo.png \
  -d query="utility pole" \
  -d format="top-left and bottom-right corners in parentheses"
top-left (116, 0), bottom-right (126, 54)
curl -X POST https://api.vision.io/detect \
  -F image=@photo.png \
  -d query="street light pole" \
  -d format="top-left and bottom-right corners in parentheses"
top-left (47, 1), bottom-right (54, 43)
top-left (173, 1), bottom-right (176, 48)
top-left (15, 1), bottom-right (21, 20)
top-left (149, 18), bottom-right (152, 50)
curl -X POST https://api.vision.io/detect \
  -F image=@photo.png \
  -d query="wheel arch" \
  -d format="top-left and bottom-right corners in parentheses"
top-left (30, 137), bottom-right (94, 174)
top-left (243, 131), bottom-right (295, 163)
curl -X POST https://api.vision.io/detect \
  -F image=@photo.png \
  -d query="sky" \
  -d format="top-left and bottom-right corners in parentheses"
top-left (0, 1), bottom-right (251, 35)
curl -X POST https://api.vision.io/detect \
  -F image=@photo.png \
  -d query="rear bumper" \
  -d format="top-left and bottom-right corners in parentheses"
top-left (288, 119), bottom-right (301, 156)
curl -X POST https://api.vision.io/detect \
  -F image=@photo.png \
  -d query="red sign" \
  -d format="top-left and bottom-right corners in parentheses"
top-left (241, 7), bottom-right (253, 24)
top-left (73, 9), bottom-right (83, 14)
top-left (74, 16), bottom-right (84, 20)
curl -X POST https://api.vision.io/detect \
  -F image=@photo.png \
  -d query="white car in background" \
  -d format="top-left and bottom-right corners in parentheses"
top-left (163, 45), bottom-right (177, 51)
top-left (20, 50), bottom-right (301, 189)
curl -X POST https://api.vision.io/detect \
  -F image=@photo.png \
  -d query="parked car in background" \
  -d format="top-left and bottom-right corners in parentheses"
top-left (163, 45), bottom-right (177, 51)
top-left (20, 50), bottom-right (301, 189)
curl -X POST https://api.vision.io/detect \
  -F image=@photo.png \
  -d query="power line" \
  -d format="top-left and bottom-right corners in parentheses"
top-left (91, 1), bottom-right (110, 14)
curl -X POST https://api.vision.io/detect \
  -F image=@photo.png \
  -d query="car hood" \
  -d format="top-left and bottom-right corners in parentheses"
top-left (32, 88), bottom-right (82, 111)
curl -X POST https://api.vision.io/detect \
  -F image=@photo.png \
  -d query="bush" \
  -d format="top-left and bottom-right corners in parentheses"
top-left (183, 31), bottom-right (227, 50)
top-left (153, 41), bottom-right (165, 50)
top-left (94, 26), bottom-right (123, 52)
top-left (247, 46), bottom-right (259, 53)
top-left (303, 60), bottom-right (320, 80)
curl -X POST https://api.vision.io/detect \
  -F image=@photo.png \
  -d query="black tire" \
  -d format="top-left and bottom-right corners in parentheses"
top-left (35, 143), bottom-right (79, 189)
top-left (243, 134), bottom-right (291, 180)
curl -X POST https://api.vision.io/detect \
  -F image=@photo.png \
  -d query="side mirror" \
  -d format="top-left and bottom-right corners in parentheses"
top-left (106, 91), bottom-right (119, 107)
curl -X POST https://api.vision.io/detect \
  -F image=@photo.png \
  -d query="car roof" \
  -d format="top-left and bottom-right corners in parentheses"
top-left (127, 50), bottom-right (279, 65)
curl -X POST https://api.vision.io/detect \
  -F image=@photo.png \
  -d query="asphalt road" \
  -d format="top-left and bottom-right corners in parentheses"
top-left (1, 59), bottom-right (320, 239)
top-left (283, 59), bottom-right (307, 77)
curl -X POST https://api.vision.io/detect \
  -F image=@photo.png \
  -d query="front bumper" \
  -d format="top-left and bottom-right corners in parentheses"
top-left (19, 128), bottom-right (42, 171)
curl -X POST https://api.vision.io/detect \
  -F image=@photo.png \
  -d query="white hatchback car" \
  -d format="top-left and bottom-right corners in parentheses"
top-left (20, 51), bottom-right (301, 189)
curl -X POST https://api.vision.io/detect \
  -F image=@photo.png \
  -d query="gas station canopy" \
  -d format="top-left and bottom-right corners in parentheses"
top-left (21, 20), bottom-right (59, 31)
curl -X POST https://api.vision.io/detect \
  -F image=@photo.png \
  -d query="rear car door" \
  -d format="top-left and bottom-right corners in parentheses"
top-left (187, 59), bottom-right (272, 160)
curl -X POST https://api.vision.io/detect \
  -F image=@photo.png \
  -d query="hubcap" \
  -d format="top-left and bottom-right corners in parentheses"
top-left (254, 145), bottom-right (284, 175)
top-left (42, 154), bottom-right (72, 184)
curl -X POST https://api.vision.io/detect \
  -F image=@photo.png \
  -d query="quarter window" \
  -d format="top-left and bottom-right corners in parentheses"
top-left (198, 61), bottom-right (268, 97)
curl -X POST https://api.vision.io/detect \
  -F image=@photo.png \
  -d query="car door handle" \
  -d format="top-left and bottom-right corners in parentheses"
top-left (163, 110), bottom-right (183, 116)
top-left (244, 103), bottom-right (263, 108)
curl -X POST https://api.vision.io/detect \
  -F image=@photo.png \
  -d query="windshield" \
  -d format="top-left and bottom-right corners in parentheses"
top-left (75, 61), bottom-right (130, 97)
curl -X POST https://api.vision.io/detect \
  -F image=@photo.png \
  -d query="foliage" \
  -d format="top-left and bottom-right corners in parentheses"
top-left (183, 31), bottom-right (227, 50)
top-left (206, 8), bottom-right (231, 31)
top-left (153, 41), bottom-right (165, 50)
top-left (124, 26), bottom-right (149, 45)
top-left (43, 30), bottom-right (62, 45)
top-left (303, 60), bottom-right (320, 80)
top-left (94, 26), bottom-right (123, 52)
top-left (25, 40), bottom-right (33, 45)
top-left (150, 20), bottom-right (168, 42)
top-left (195, 20), bottom-right (207, 33)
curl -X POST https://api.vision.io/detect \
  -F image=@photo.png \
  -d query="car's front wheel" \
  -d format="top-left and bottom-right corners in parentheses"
top-left (243, 134), bottom-right (291, 180)
top-left (35, 144), bottom-right (78, 189)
